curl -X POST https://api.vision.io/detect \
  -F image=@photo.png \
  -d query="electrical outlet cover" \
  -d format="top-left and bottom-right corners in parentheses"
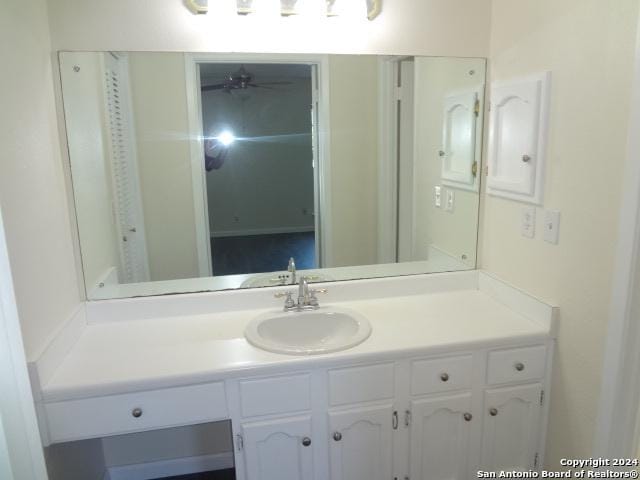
top-left (521, 207), bottom-right (536, 239)
top-left (544, 210), bottom-right (560, 244)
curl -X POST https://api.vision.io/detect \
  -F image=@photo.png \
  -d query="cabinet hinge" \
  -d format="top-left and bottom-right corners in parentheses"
top-left (472, 161), bottom-right (478, 177)
top-left (236, 434), bottom-right (244, 452)
top-left (540, 390), bottom-right (545, 406)
top-left (404, 410), bottom-right (411, 427)
top-left (534, 452), bottom-right (539, 469)
top-left (474, 99), bottom-right (481, 117)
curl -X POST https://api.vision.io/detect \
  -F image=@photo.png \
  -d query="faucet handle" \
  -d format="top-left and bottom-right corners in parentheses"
top-left (274, 290), bottom-right (295, 299)
top-left (308, 288), bottom-right (328, 308)
top-left (275, 291), bottom-right (296, 310)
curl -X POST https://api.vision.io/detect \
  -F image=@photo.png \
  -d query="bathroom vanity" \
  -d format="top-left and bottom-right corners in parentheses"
top-left (33, 270), bottom-right (556, 480)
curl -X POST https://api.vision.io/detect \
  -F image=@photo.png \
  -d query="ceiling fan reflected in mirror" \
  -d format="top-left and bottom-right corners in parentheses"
top-left (201, 65), bottom-right (293, 93)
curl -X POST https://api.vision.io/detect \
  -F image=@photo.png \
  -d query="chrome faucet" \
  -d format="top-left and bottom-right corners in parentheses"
top-left (287, 257), bottom-right (296, 285)
top-left (275, 276), bottom-right (327, 311)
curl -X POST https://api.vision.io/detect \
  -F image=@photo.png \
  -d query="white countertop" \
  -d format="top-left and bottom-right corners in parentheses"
top-left (40, 274), bottom-right (554, 403)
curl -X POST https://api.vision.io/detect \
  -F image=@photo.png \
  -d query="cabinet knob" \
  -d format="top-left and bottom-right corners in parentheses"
top-left (522, 155), bottom-right (531, 163)
top-left (333, 431), bottom-right (342, 442)
top-left (302, 437), bottom-right (311, 447)
top-left (131, 407), bottom-right (143, 418)
top-left (489, 408), bottom-right (498, 417)
top-left (463, 412), bottom-right (473, 422)
top-left (440, 373), bottom-right (450, 382)
top-left (515, 362), bottom-right (525, 372)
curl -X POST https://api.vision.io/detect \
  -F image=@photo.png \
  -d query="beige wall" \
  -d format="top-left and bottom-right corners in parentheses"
top-left (47, 0), bottom-right (490, 58)
top-left (481, 0), bottom-right (640, 467)
top-left (328, 55), bottom-right (379, 267)
top-left (128, 53), bottom-right (200, 281)
top-left (413, 57), bottom-right (485, 266)
top-left (0, 0), bottom-right (82, 360)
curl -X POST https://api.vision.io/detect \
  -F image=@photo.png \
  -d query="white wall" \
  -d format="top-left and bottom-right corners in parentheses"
top-left (413, 57), bottom-right (484, 266)
top-left (203, 70), bottom-right (315, 236)
top-left (0, 0), bottom-right (83, 360)
top-left (128, 53), bottom-right (201, 282)
top-left (480, 0), bottom-right (640, 467)
top-left (0, 208), bottom-right (48, 480)
top-left (47, 0), bottom-right (490, 58)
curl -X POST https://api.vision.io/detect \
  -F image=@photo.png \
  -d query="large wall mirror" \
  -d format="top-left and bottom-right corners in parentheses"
top-left (59, 52), bottom-right (486, 300)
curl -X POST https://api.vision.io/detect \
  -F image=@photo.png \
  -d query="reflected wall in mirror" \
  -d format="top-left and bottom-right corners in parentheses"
top-left (59, 52), bottom-right (486, 299)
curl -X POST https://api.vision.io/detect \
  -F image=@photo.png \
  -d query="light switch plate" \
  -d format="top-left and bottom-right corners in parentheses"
top-left (434, 186), bottom-right (442, 208)
top-left (445, 190), bottom-right (455, 212)
top-left (544, 210), bottom-right (560, 244)
top-left (521, 207), bottom-right (536, 239)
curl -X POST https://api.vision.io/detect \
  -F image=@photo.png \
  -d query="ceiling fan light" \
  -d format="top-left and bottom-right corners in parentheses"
top-left (237, 0), bottom-right (255, 15)
top-left (280, 0), bottom-right (300, 16)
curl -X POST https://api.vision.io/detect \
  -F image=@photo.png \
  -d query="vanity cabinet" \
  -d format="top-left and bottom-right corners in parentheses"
top-left (233, 343), bottom-right (551, 480)
top-left (241, 415), bottom-right (315, 480)
top-left (480, 383), bottom-right (543, 472)
top-left (328, 404), bottom-right (394, 480)
top-left (409, 393), bottom-right (475, 480)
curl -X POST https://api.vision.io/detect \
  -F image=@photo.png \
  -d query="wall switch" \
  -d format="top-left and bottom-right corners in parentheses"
top-left (521, 207), bottom-right (536, 239)
top-left (434, 186), bottom-right (442, 208)
top-left (445, 190), bottom-right (455, 212)
top-left (544, 210), bottom-right (560, 244)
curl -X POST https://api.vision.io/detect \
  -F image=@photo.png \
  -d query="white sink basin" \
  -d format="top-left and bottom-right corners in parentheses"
top-left (241, 272), bottom-right (333, 288)
top-left (244, 307), bottom-right (372, 355)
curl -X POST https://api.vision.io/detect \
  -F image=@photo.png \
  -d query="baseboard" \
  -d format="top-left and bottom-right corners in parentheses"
top-left (106, 452), bottom-right (234, 480)
top-left (211, 225), bottom-right (314, 238)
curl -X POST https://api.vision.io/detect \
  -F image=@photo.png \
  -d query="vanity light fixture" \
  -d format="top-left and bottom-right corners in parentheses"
top-left (237, 0), bottom-right (255, 15)
top-left (326, 0), bottom-right (338, 16)
top-left (186, 0), bottom-right (208, 14)
top-left (366, 0), bottom-right (381, 20)
top-left (280, 0), bottom-right (300, 16)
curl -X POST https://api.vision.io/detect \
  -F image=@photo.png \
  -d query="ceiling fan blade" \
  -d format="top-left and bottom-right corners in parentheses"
top-left (201, 83), bottom-right (228, 91)
top-left (256, 81), bottom-right (294, 85)
top-left (248, 84), bottom-right (275, 89)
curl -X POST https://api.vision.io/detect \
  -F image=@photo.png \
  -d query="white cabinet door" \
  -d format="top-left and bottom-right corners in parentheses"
top-left (441, 91), bottom-right (478, 190)
top-left (409, 393), bottom-right (474, 480)
top-left (481, 384), bottom-right (542, 472)
top-left (486, 73), bottom-right (550, 205)
top-left (242, 415), bottom-right (315, 480)
top-left (328, 404), bottom-right (394, 480)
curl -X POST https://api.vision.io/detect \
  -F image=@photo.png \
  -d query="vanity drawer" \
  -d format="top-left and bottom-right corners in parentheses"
top-left (487, 345), bottom-right (547, 385)
top-left (240, 374), bottom-right (311, 417)
top-left (329, 363), bottom-right (394, 406)
top-left (44, 382), bottom-right (228, 443)
top-left (411, 355), bottom-right (473, 395)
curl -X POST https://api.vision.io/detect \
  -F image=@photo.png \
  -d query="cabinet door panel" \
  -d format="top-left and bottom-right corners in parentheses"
top-left (243, 416), bottom-right (314, 480)
top-left (410, 393), bottom-right (473, 480)
top-left (328, 404), bottom-right (393, 480)
top-left (481, 384), bottom-right (542, 472)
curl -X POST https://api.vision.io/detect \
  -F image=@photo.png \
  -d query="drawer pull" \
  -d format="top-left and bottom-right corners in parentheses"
top-left (302, 437), bottom-right (311, 447)
top-left (333, 431), bottom-right (342, 442)
top-left (131, 407), bottom-right (143, 418)
top-left (440, 373), bottom-right (450, 382)
top-left (514, 362), bottom-right (525, 372)
top-left (489, 407), bottom-right (498, 417)
top-left (463, 412), bottom-right (473, 422)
